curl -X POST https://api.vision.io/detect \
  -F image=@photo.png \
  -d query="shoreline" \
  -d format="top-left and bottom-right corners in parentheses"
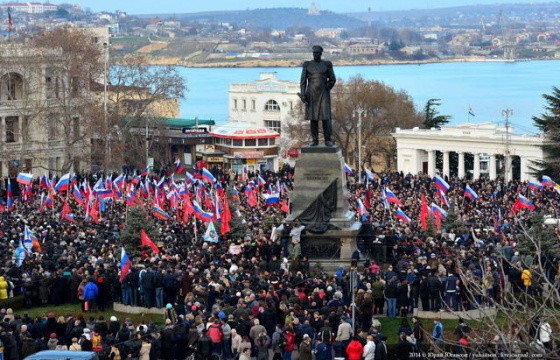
top-left (132, 55), bottom-right (547, 68)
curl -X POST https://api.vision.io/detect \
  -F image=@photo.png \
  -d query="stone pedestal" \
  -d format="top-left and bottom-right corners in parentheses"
top-left (289, 145), bottom-right (361, 265)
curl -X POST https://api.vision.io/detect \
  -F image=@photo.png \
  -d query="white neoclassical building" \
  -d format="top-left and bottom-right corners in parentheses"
top-left (229, 72), bottom-right (299, 142)
top-left (392, 122), bottom-right (545, 181)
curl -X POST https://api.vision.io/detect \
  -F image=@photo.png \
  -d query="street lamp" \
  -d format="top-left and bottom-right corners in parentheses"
top-left (353, 108), bottom-right (365, 183)
top-left (103, 42), bottom-right (109, 171)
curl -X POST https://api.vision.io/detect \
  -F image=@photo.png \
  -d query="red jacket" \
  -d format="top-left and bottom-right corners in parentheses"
top-left (346, 340), bottom-right (363, 360)
top-left (207, 323), bottom-right (223, 344)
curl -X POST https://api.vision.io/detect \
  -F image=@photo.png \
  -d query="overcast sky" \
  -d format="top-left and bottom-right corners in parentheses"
top-left (57, 0), bottom-right (556, 14)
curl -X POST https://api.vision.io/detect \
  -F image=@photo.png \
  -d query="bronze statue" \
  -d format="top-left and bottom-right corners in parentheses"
top-left (298, 45), bottom-right (336, 146)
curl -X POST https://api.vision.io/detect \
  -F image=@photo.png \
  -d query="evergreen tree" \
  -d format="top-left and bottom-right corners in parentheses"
top-left (423, 98), bottom-right (451, 129)
top-left (530, 86), bottom-right (560, 178)
top-left (120, 206), bottom-right (157, 257)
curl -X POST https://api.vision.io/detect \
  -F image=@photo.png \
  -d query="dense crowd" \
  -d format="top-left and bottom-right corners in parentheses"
top-left (0, 166), bottom-right (559, 359)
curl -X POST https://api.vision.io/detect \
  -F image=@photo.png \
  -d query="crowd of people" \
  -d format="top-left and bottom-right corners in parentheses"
top-left (0, 165), bottom-right (559, 359)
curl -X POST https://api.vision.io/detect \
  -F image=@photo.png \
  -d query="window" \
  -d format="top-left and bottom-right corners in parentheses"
top-left (70, 77), bottom-right (80, 97)
top-left (72, 117), bottom-right (80, 141)
top-left (289, 101), bottom-right (293, 110)
top-left (224, 138), bottom-right (232, 146)
top-left (47, 117), bottom-right (57, 140)
top-left (233, 139), bottom-right (243, 147)
top-left (5, 116), bottom-right (18, 143)
top-left (242, 99), bottom-right (247, 111)
top-left (245, 139), bottom-right (256, 147)
top-left (24, 159), bottom-right (32, 172)
top-left (46, 75), bottom-right (60, 99)
top-left (265, 99), bottom-right (280, 111)
top-left (233, 99), bottom-right (238, 110)
top-left (258, 138), bottom-right (268, 146)
top-left (251, 99), bottom-right (256, 111)
top-left (1, 73), bottom-right (22, 101)
top-left (264, 120), bottom-right (281, 134)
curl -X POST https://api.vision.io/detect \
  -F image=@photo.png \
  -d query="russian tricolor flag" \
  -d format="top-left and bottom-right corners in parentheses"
top-left (541, 175), bottom-right (556, 187)
top-left (395, 208), bottom-right (411, 224)
top-left (464, 184), bottom-right (479, 200)
top-left (344, 163), bottom-right (352, 175)
top-left (516, 194), bottom-right (535, 211)
top-left (202, 168), bottom-right (216, 185)
top-left (384, 187), bottom-right (403, 206)
top-left (55, 173), bottom-right (71, 192)
top-left (185, 171), bottom-right (196, 184)
top-left (16, 172), bottom-right (33, 186)
top-left (258, 175), bottom-right (266, 187)
top-left (431, 203), bottom-right (447, 219)
top-left (357, 198), bottom-right (368, 216)
top-left (120, 247), bottom-right (131, 282)
top-left (152, 205), bottom-right (171, 221)
top-left (193, 200), bottom-right (213, 222)
top-left (95, 188), bottom-right (114, 199)
top-left (434, 175), bottom-right (450, 193)
top-left (528, 180), bottom-right (544, 190)
top-left (73, 185), bottom-right (85, 205)
top-left (174, 159), bottom-right (184, 174)
top-left (263, 193), bottom-right (280, 206)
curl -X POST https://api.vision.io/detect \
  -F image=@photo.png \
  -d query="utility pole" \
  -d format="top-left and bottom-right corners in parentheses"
top-left (353, 108), bottom-right (365, 183)
top-left (502, 109), bottom-right (513, 181)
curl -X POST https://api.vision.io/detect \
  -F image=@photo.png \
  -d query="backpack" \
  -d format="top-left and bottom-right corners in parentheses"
top-left (277, 332), bottom-right (286, 349)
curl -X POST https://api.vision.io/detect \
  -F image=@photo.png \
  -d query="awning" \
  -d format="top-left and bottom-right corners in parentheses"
top-left (210, 122), bottom-right (280, 139)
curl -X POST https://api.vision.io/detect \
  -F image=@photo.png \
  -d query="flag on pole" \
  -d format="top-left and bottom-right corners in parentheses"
top-left (174, 159), bottom-right (184, 174)
top-left (55, 173), bottom-right (71, 192)
top-left (6, 178), bottom-right (14, 211)
top-left (120, 247), bottom-right (131, 282)
top-left (263, 193), bottom-right (280, 206)
top-left (436, 188), bottom-right (449, 207)
top-left (14, 240), bottom-right (25, 267)
top-left (512, 194), bottom-right (535, 212)
top-left (344, 163), bottom-right (352, 175)
top-left (464, 184), bottom-right (479, 200)
top-left (140, 229), bottom-right (160, 254)
top-left (434, 175), bottom-right (450, 193)
top-left (420, 194), bottom-right (429, 230)
top-left (395, 208), bottom-right (411, 224)
top-left (468, 107), bottom-right (475, 117)
top-left (202, 168), bottom-right (216, 185)
top-left (528, 180), bottom-right (543, 191)
top-left (203, 221), bottom-right (219, 243)
top-left (384, 187), bottom-right (403, 206)
top-left (431, 203), bottom-right (447, 219)
top-left (541, 175), bottom-right (557, 187)
top-left (16, 172), bottom-right (33, 186)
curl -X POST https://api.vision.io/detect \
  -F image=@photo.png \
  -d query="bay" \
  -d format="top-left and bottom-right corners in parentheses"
top-left (178, 60), bottom-right (558, 134)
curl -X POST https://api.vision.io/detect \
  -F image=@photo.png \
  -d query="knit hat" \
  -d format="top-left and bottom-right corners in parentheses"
top-left (50, 333), bottom-right (57, 339)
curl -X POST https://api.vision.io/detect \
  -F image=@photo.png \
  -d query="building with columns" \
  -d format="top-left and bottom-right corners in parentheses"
top-left (392, 122), bottom-right (545, 181)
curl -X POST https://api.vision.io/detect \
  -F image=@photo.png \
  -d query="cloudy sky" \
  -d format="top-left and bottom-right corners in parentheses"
top-left (56, 0), bottom-right (553, 14)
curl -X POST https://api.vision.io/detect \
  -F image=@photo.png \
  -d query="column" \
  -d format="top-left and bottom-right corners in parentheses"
top-left (442, 151), bottom-right (450, 178)
top-left (473, 153), bottom-right (481, 179)
top-left (519, 156), bottom-right (528, 181)
top-left (505, 155), bottom-right (513, 182)
top-left (489, 154), bottom-right (497, 180)
top-left (427, 150), bottom-right (436, 177)
top-left (458, 152), bottom-right (465, 179)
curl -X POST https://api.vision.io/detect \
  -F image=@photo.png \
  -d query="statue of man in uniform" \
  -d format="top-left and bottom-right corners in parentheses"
top-left (298, 45), bottom-right (337, 146)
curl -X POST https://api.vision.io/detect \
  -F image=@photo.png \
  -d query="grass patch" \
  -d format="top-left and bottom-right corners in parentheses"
top-left (0, 296), bottom-right (164, 327)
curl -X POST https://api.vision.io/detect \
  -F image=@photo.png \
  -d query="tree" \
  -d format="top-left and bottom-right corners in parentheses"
top-left (530, 86), bottom-right (560, 179)
top-left (423, 98), bottom-right (451, 129)
top-left (100, 54), bottom-right (188, 171)
top-left (120, 206), bottom-right (157, 258)
top-left (29, 27), bottom-right (105, 174)
top-left (442, 213), bottom-right (560, 358)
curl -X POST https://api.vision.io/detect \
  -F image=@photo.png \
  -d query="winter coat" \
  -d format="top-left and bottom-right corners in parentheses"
top-left (346, 340), bottom-right (364, 360)
top-left (0, 276), bottom-right (8, 299)
top-left (83, 282), bottom-right (99, 300)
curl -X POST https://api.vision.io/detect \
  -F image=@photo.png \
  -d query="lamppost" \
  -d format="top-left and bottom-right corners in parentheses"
top-left (103, 42), bottom-right (109, 171)
top-left (353, 108), bottom-right (365, 183)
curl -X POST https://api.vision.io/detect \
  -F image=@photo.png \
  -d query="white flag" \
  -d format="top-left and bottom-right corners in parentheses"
top-left (203, 221), bottom-right (219, 243)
